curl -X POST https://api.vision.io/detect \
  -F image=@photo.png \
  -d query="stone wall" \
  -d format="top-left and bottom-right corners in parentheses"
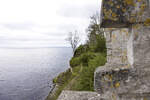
top-left (101, 0), bottom-right (149, 28)
top-left (105, 28), bottom-right (129, 66)
top-left (94, 0), bottom-right (150, 100)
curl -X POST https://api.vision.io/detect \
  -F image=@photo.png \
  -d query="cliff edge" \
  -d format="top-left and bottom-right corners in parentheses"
top-left (57, 0), bottom-right (150, 99)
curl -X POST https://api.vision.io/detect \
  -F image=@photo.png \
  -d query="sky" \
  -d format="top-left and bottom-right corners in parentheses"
top-left (0, 0), bottom-right (101, 48)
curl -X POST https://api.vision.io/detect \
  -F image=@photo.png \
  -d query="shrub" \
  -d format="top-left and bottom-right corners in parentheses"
top-left (73, 44), bottom-right (89, 57)
top-left (88, 53), bottom-right (106, 68)
top-left (70, 57), bottom-right (81, 68)
top-left (80, 52), bottom-right (95, 66)
top-left (79, 54), bottom-right (106, 91)
top-left (94, 34), bottom-right (106, 53)
top-left (53, 69), bottom-right (72, 85)
top-left (70, 52), bottom-right (96, 67)
top-left (70, 53), bottom-right (106, 91)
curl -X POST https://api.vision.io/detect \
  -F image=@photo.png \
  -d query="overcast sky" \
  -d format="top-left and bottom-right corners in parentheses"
top-left (0, 0), bottom-right (101, 48)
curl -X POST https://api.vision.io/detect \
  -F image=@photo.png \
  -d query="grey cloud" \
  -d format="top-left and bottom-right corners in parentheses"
top-left (57, 24), bottom-right (79, 32)
top-left (57, 4), bottom-right (98, 18)
top-left (0, 0), bottom-right (99, 48)
top-left (0, 22), bottom-right (35, 30)
top-left (42, 24), bottom-right (80, 36)
top-left (0, 38), bottom-right (68, 47)
top-left (0, 37), bottom-right (65, 41)
top-left (43, 32), bottom-right (67, 36)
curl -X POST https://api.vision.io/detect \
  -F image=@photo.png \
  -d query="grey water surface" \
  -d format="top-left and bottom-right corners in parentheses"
top-left (0, 47), bottom-right (72, 100)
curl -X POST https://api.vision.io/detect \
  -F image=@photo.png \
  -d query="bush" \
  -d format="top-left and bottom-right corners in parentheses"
top-left (79, 53), bottom-right (106, 91)
top-left (70, 52), bottom-right (96, 67)
top-left (94, 34), bottom-right (106, 53)
top-left (69, 53), bottom-right (106, 91)
top-left (88, 34), bottom-right (106, 53)
top-left (73, 44), bottom-right (89, 57)
top-left (70, 57), bottom-right (81, 68)
top-left (80, 52), bottom-right (95, 66)
top-left (88, 53), bottom-right (106, 68)
top-left (53, 69), bottom-right (72, 85)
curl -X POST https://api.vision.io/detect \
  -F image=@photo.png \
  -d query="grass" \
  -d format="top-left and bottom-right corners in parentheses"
top-left (66, 53), bottom-right (106, 91)
top-left (46, 34), bottom-right (106, 100)
top-left (46, 53), bottom-right (106, 100)
top-left (46, 69), bottom-right (75, 100)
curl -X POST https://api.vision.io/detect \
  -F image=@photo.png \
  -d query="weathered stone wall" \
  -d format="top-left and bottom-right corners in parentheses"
top-left (132, 24), bottom-right (150, 69)
top-left (101, 0), bottom-right (149, 28)
top-left (105, 28), bottom-right (129, 66)
top-left (95, 0), bottom-right (150, 100)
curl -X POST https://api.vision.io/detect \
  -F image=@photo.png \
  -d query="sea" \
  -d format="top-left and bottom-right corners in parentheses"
top-left (0, 47), bottom-right (72, 100)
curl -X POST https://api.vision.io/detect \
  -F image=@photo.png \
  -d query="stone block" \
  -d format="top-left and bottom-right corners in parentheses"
top-left (101, 0), bottom-right (149, 28)
top-left (105, 28), bottom-right (129, 65)
top-left (57, 91), bottom-right (104, 100)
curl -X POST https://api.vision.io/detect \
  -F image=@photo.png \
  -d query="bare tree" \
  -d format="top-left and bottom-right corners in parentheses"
top-left (66, 30), bottom-right (80, 53)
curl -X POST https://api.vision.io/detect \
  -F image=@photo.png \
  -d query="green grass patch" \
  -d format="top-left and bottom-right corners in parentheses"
top-left (46, 69), bottom-right (75, 100)
top-left (46, 33), bottom-right (106, 100)
top-left (67, 53), bottom-right (106, 91)
top-left (46, 53), bottom-right (106, 100)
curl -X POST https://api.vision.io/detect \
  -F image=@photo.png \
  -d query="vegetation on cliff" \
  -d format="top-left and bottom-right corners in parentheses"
top-left (46, 13), bottom-right (106, 100)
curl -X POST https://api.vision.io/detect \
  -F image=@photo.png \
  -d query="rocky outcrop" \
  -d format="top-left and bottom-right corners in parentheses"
top-left (95, 0), bottom-right (150, 100)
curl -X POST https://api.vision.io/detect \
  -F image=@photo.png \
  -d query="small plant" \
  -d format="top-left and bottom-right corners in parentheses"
top-left (73, 44), bottom-right (89, 57)
top-left (80, 52), bottom-right (95, 66)
top-left (70, 57), bottom-right (81, 68)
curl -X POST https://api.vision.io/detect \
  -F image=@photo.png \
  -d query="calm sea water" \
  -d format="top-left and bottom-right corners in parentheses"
top-left (0, 47), bottom-right (72, 100)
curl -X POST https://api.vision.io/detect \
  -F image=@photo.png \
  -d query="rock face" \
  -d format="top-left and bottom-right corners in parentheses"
top-left (95, 0), bottom-right (150, 100)
top-left (101, 0), bottom-right (149, 28)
